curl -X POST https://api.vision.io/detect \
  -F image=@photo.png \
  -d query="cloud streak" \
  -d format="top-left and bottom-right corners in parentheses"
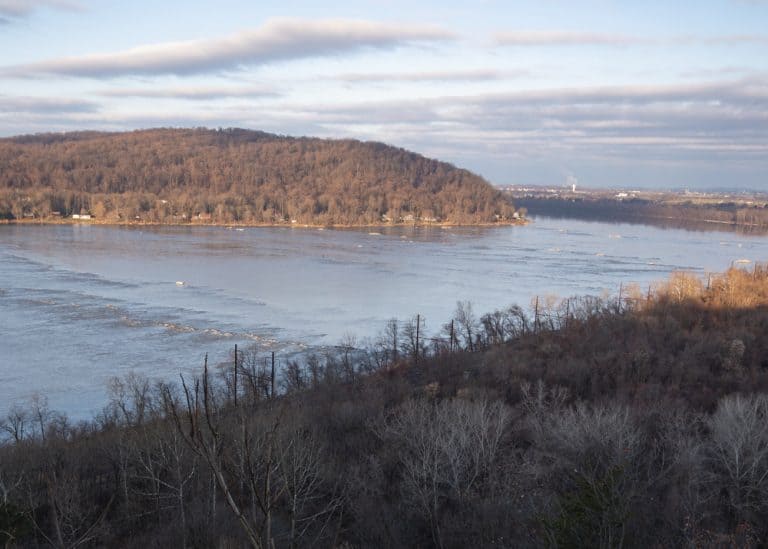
top-left (494, 30), bottom-right (643, 46)
top-left (494, 30), bottom-right (768, 47)
top-left (0, 0), bottom-right (81, 17)
top-left (277, 77), bottom-right (768, 162)
top-left (6, 78), bottom-right (766, 157)
top-left (0, 95), bottom-right (97, 113)
top-left (98, 84), bottom-right (281, 100)
top-left (336, 69), bottom-right (510, 82)
top-left (3, 18), bottom-right (455, 78)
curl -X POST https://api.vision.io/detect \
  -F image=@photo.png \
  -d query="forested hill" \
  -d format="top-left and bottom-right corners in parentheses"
top-left (0, 128), bottom-right (517, 225)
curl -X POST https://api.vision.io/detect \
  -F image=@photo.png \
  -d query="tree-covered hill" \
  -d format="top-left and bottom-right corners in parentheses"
top-left (0, 128), bottom-right (516, 225)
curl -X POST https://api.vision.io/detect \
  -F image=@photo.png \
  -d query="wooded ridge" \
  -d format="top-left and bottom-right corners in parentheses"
top-left (0, 128), bottom-right (518, 226)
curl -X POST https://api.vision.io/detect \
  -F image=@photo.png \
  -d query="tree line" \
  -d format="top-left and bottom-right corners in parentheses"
top-left (516, 196), bottom-right (768, 233)
top-left (2, 264), bottom-right (768, 547)
top-left (0, 128), bottom-right (517, 226)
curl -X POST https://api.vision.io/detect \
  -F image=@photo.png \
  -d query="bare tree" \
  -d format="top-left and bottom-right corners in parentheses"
top-left (164, 360), bottom-right (264, 547)
top-left (453, 301), bottom-right (478, 351)
top-left (533, 402), bottom-right (644, 549)
top-left (385, 319), bottom-right (399, 364)
top-left (400, 316), bottom-right (426, 364)
top-left (0, 405), bottom-right (29, 444)
top-left (165, 357), bottom-right (338, 548)
top-left (379, 398), bottom-right (511, 548)
top-left (707, 394), bottom-right (768, 526)
top-left (130, 418), bottom-right (198, 547)
top-left (106, 372), bottom-right (155, 426)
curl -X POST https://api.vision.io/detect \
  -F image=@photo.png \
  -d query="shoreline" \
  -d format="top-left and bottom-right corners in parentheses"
top-left (0, 218), bottom-right (529, 229)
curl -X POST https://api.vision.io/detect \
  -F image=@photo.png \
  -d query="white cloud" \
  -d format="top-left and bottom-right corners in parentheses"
top-left (335, 69), bottom-right (511, 82)
top-left (3, 18), bottom-right (456, 78)
top-left (98, 84), bottom-right (280, 100)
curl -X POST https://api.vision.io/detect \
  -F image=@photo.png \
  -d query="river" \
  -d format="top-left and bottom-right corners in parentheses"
top-left (2, 217), bottom-right (767, 419)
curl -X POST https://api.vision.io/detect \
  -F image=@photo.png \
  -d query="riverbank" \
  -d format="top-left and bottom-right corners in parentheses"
top-left (0, 216), bottom-right (528, 229)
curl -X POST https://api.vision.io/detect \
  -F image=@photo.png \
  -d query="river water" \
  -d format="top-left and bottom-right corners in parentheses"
top-left (2, 217), bottom-right (767, 419)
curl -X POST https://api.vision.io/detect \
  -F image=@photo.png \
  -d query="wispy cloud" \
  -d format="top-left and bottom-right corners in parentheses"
top-left (667, 34), bottom-right (768, 46)
top-left (679, 66), bottom-right (757, 79)
top-left (7, 78), bottom-right (767, 153)
top-left (276, 77), bottom-right (768, 161)
top-left (0, 0), bottom-right (82, 18)
top-left (98, 84), bottom-right (281, 100)
top-left (467, 79), bottom-right (768, 106)
top-left (0, 95), bottom-right (97, 113)
top-left (335, 68), bottom-right (516, 82)
top-left (494, 30), bottom-right (643, 46)
top-left (494, 30), bottom-right (768, 48)
top-left (2, 18), bottom-right (456, 78)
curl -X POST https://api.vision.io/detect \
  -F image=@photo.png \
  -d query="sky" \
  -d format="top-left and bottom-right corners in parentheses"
top-left (0, 0), bottom-right (767, 190)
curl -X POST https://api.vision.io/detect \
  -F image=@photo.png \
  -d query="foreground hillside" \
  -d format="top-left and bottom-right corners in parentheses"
top-left (2, 265), bottom-right (768, 547)
top-left (0, 128), bottom-right (516, 225)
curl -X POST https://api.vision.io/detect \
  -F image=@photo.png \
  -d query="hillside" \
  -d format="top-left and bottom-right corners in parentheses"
top-left (3, 266), bottom-right (768, 547)
top-left (0, 128), bottom-right (517, 225)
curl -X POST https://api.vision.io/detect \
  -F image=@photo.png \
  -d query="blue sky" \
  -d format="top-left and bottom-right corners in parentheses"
top-left (1, 0), bottom-right (766, 189)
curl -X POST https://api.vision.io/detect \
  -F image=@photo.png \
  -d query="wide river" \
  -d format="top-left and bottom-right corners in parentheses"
top-left (2, 217), bottom-right (767, 419)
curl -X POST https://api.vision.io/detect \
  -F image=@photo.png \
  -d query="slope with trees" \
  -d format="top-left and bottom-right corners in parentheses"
top-left (3, 264), bottom-right (768, 547)
top-left (0, 128), bottom-right (517, 226)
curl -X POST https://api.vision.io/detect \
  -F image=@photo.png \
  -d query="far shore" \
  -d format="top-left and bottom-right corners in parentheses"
top-left (0, 217), bottom-right (529, 230)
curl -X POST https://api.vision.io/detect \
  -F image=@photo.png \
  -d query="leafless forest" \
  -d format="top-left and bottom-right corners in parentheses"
top-left (0, 128), bottom-right (516, 225)
top-left (3, 266), bottom-right (768, 547)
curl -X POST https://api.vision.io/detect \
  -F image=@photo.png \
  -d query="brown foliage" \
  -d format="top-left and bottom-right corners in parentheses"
top-left (0, 128), bottom-right (515, 225)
